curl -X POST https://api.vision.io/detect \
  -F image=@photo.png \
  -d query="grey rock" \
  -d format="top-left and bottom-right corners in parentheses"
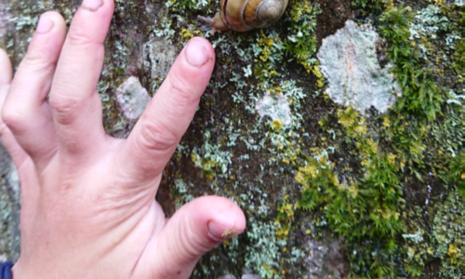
top-left (0, 142), bottom-right (21, 262)
top-left (305, 238), bottom-right (346, 279)
top-left (217, 275), bottom-right (236, 279)
top-left (115, 76), bottom-right (151, 121)
top-left (241, 275), bottom-right (262, 279)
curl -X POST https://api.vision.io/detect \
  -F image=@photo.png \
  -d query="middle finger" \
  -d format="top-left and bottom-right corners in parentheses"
top-left (49, 0), bottom-right (114, 160)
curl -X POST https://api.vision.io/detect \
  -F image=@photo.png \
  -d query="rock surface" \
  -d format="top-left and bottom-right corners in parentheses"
top-left (0, 0), bottom-right (463, 278)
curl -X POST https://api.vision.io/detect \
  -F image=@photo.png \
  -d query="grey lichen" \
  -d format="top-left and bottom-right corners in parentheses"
top-left (317, 20), bottom-right (401, 114)
top-left (143, 37), bottom-right (177, 89)
top-left (255, 92), bottom-right (292, 126)
top-left (115, 76), bottom-right (151, 121)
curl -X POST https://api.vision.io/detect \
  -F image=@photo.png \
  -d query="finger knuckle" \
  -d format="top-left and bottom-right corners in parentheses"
top-left (180, 218), bottom-right (212, 256)
top-left (1, 106), bottom-right (29, 134)
top-left (67, 22), bottom-right (96, 47)
top-left (136, 117), bottom-right (179, 153)
top-left (23, 47), bottom-right (53, 69)
top-left (169, 76), bottom-right (200, 107)
top-left (49, 96), bottom-right (81, 125)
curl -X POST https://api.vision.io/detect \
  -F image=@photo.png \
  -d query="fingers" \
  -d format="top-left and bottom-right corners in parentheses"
top-left (49, 0), bottom-right (114, 158)
top-left (119, 37), bottom-right (215, 182)
top-left (0, 48), bottom-right (41, 217)
top-left (146, 196), bottom-right (245, 279)
top-left (2, 12), bottom-right (66, 167)
top-left (0, 48), bottom-right (28, 168)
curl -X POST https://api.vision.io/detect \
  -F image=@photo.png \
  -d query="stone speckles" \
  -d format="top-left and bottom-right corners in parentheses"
top-left (317, 20), bottom-right (401, 114)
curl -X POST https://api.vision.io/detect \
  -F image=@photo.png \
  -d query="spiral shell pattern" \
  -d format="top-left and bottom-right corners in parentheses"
top-left (219, 0), bottom-right (288, 31)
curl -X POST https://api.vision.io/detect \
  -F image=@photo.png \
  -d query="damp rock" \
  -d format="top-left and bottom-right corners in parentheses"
top-left (317, 20), bottom-right (401, 114)
top-left (255, 92), bottom-right (292, 125)
top-left (115, 76), bottom-right (151, 121)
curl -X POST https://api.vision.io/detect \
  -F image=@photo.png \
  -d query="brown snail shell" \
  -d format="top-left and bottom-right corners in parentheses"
top-left (198, 0), bottom-right (289, 32)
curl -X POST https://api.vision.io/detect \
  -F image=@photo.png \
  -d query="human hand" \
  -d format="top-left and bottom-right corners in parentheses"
top-left (0, 0), bottom-right (245, 278)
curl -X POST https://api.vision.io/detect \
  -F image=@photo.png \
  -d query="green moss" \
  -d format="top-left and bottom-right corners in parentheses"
top-left (351, 0), bottom-right (389, 14)
top-left (453, 38), bottom-right (465, 74)
top-left (447, 152), bottom-right (465, 199)
top-left (283, 0), bottom-right (321, 73)
top-left (379, 5), bottom-right (444, 121)
top-left (297, 108), bottom-right (404, 278)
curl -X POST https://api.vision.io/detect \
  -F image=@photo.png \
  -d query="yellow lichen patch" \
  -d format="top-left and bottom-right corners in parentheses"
top-left (382, 115), bottom-right (391, 129)
top-left (297, 164), bottom-right (318, 179)
top-left (180, 27), bottom-right (195, 41)
top-left (271, 119), bottom-right (283, 130)
top-left (387, 153), bottom-right (397, 165)
top-left (257, 30), bottom-right (280, 63)
top-left (447, 243), bottom-right (460, 257)
top-left (338, 107), bottom-right (358, 129)
top-left (289, 0), bottom-right (313, 21)
top-left (191, 153), bottom-right (217, 179)
top-left (337, 179), bottom-right (358, 198)
top-left (354, 122), bottom-right (368, 136)
top-left (312, 64), bottom-right (325, 87)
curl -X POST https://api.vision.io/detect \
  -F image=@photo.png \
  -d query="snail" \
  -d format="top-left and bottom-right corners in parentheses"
top-left (198, 0), bottom-right (289, 32)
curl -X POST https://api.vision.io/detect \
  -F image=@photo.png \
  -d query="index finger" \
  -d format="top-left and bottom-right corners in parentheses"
top-left (118, 37), bottom-right (215, 184)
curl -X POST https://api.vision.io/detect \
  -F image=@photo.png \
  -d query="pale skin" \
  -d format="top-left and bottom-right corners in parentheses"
top-left (0, 0), bottom-right (246, 278)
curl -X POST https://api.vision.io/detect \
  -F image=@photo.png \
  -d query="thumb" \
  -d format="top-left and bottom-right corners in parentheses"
top-left (148, 196), bottom-right (245, 278)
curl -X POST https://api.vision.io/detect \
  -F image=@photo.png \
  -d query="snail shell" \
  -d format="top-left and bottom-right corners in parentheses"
top-left (198, 0), bottom-right (289, 32)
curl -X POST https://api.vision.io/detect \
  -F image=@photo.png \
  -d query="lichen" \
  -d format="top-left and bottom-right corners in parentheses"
top-left (115, 76), bottom-right (151, 121)
top-left (317, 20), bottom-right (401, 114)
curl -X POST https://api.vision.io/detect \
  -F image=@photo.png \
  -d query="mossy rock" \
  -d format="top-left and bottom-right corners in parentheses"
top-left (1, 0), bottom-right (464, 278)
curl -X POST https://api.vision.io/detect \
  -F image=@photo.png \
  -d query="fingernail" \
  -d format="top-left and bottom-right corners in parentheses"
top-left (208, 221), bottom-right (237, 241)
top-left (81, 0), bottom-right (104, 11)
top-left (185, 38), bottom-right (210, 67)
top-left (36, 15), bottom-right (53, 34)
